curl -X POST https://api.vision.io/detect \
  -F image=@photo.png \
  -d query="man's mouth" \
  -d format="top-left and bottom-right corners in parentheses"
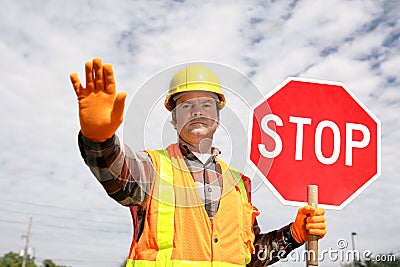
top-left (189, 121), bottom-right (206, 127)
top-left (188, 118), bottom-right (208, 125)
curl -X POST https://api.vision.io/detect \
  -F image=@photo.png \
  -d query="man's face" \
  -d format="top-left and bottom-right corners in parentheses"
top-left (173, 92), bottom-right (220, 144)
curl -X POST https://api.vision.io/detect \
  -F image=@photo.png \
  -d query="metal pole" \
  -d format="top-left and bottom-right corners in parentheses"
top-left (22, 216), bottom-right (33, 267)
top-left (351, 232), bottom-right (357, 267)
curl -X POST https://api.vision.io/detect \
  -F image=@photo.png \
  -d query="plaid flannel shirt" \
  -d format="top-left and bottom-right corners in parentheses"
top-left (78, 132), bottom-right (301, 266)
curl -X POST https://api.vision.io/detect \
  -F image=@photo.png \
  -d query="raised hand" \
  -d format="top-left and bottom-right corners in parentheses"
top-left (70, 57), bottom-right (127, 142)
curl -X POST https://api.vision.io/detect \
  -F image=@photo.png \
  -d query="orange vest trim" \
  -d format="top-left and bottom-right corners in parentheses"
top-left (126, 144), bottom-right (258, 267)
top-left (126, 259), bottom-right (250, 267)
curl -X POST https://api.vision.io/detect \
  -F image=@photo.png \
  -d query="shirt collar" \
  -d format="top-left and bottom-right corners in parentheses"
top-left (178, 142), bottom-right (221, 163)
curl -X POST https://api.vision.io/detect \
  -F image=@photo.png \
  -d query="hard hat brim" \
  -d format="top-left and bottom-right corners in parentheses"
top-left (164, 82), bottom-right (226, 111)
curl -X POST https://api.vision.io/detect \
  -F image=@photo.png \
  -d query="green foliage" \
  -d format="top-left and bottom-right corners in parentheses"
top-left (41, 259), bottom-right (66, 267)
top-left (0, 252), bottom-right (36, 267)
top-left (0, 252), bottom-right (66, 267)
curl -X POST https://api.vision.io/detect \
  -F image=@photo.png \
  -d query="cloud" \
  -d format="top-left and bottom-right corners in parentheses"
top-left (0, 0), bottom-right (399, 266)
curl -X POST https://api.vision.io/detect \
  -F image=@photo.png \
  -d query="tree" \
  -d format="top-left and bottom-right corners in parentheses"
top-left (0, 252), bottom-right (67, 267)
top-left (41, 259), bottom-right (66, 267)
top-left (0, 252), bottom-right (36, 267)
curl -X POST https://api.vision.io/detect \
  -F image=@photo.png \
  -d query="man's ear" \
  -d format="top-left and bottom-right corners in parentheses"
top-left (170, 111), bottom-right (177, 129)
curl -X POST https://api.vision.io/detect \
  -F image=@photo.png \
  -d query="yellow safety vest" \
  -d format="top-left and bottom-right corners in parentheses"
top-left (126, 144), bottom-right (257, 267)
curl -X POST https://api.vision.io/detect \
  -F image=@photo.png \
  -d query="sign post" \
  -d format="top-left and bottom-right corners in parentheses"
top-left (248, 77), bottom-right (381, 264)
top-left (307, 185), bottom-right (318, 266)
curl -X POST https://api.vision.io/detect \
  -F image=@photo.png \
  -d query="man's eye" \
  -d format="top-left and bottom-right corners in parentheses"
top-left (182, 103), bottom-right (192, 109)
top-left (203, 101), bottom-right (215, 108)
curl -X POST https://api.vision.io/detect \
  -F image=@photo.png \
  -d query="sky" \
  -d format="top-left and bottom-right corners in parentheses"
top-left (0, 0), bottom-right (399, 266)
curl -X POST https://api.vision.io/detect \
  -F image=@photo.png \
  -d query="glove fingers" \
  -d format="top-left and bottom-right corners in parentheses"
top-left (93, 57), bottom-right (104, 93)
top-left (313, 207), bottom-right (325, 216)
top-left (70, 73), bottom-right (84, 97)
top-left (294, 205), bottom-right (327, 243)
top-left (104, 64), bottom-right (116, 95)
top-left (309, 228), bottom-right (327, 237)
top-left (85, 60), bottom-right (94, 91)
top-left (306, 215), bottom-right (326, 224)
top-left (306, 221), bottom-right (326, 229)
top-left (299, 205), bottom-right (316, 216)
top-left (300, 206), bottom-right (325, 215)
top-left (111, 92), bottom-right (127, 124)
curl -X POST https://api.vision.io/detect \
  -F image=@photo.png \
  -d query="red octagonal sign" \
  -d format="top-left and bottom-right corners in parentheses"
top-left (248, 78), bottom-right (381, 209)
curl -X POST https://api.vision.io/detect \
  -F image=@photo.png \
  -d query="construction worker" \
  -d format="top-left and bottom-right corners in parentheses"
top-left (70, 57), bottom-right (326, 267)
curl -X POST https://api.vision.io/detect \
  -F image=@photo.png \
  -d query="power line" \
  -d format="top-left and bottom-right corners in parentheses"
top-left (0, 206), bottom-right (129, 224)
top-left (0, 218), bottom-right (130, 233)
top-left (0, 219), bottom-right (27, 225)
top-left (0, 197), bottom-right (127, 217)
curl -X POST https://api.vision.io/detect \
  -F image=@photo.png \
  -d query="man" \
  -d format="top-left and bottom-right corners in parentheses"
top-left (70, 57), bottom-right (326, 267)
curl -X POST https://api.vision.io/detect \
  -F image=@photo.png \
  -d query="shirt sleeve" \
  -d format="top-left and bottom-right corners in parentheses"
top-left (250, 224), bottom-right (302, 266)
top-left (78, 131), bottom-right (154, 207)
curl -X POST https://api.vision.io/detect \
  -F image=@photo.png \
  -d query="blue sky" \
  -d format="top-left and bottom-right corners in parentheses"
top-left (0, 0), bottom-right (399, 266)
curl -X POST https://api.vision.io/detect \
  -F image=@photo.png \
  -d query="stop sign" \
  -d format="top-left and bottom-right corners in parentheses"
top-left (248, 77), bottom-right (381, 209)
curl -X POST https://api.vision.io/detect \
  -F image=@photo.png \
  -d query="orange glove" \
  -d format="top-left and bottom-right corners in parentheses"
top-left (291, 205), bottom-right (326, 244)
top-left (70, 57), bottom-right (127, 142)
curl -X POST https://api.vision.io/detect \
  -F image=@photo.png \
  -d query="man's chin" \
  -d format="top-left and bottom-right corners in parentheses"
top-left (189, 128), bottom-right (209, 136)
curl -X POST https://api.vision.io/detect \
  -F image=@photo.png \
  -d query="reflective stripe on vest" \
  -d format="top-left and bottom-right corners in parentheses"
top-left (155, 150), bottom-right (175, 263)
top-left (216, 159), bottom-right (248, 204)
top-left (127, 146), bottom-right (253, 267)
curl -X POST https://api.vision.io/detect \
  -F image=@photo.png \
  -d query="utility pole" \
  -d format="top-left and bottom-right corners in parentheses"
top-left (22, 216), bottom-right (33, 267)
top-left (351, 232), bottom-right (357, 267)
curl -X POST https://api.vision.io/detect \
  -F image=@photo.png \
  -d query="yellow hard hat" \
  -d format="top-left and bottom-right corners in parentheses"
top-left (164, 64), bottom-right (226, 111)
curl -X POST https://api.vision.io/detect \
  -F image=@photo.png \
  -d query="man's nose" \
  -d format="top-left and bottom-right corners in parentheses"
top-left (191, 102), bottom-right (203, 116)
